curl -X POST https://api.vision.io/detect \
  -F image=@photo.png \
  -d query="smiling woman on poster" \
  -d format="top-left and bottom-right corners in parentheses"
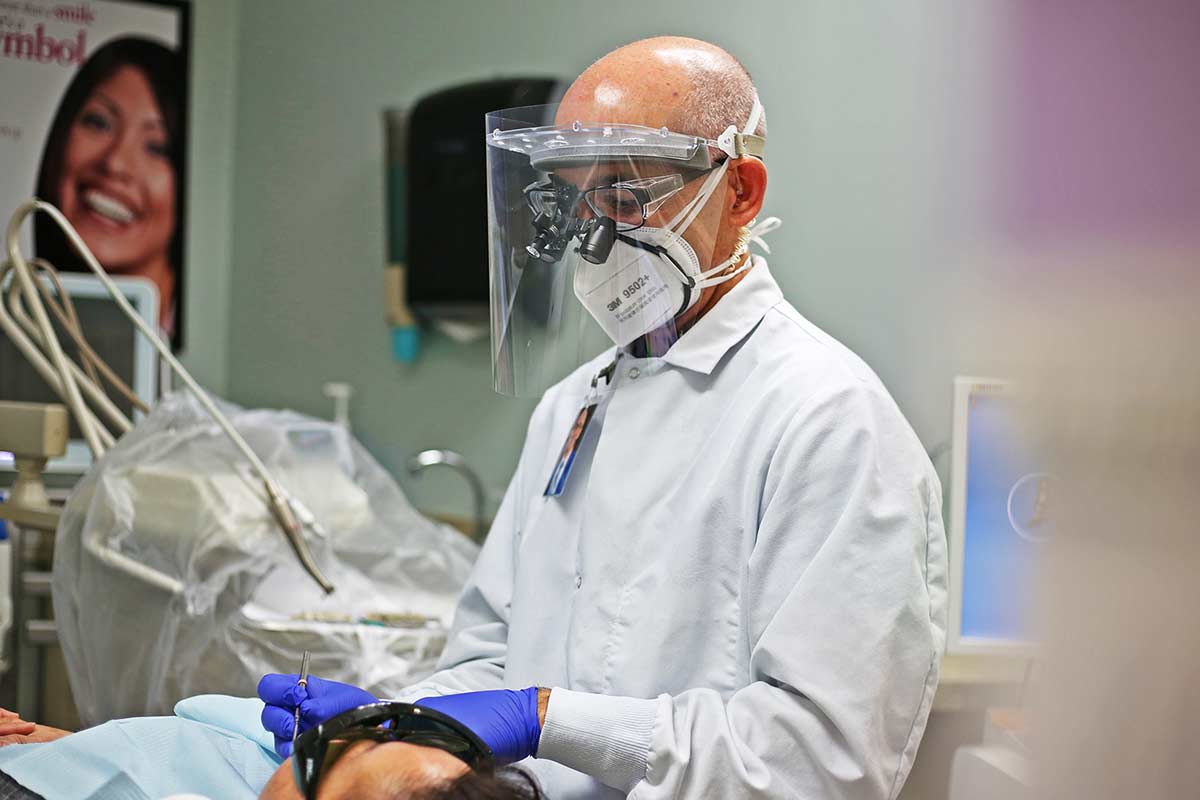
top-left (33, 35), bottom-right (185, 344)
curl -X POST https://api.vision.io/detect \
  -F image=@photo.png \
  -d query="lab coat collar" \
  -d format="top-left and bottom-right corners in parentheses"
top-left (654, 256), bottom-right (783, 375)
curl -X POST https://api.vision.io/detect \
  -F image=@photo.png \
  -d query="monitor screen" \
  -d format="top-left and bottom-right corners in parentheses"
top-left (949, 378), bottom-right (1052, 653)
top-left (0, 275), bottom-right (158, 473)
top-left (1, 296), bottom-right (139, 439)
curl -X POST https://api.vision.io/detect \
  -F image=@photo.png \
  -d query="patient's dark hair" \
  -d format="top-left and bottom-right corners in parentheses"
top-left (414, 766), bottom-right (542, 800)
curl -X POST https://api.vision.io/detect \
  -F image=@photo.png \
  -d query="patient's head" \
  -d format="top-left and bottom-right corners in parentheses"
top-left (258, 740), bottom-right (540, 800)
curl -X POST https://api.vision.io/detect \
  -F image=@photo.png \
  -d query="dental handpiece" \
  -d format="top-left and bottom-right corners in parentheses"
top-left (293, 650), bottom-right (311, 750)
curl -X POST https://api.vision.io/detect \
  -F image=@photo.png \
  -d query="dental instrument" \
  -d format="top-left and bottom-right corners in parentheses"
top-left (293, 650), bottom-right (311, 749)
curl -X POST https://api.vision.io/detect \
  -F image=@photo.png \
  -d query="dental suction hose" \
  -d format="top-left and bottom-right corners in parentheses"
top-left (5, 199), bottom-right (335, 594)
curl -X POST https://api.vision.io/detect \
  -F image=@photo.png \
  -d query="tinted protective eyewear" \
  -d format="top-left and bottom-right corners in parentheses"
top-left (292, 702), bottom-right (494, 800)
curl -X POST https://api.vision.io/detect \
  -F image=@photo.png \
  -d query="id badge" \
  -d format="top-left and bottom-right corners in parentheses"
top-left (543, 358), bottom-right (618, 497)
top-left (543, 402), bottom-right (598, 497)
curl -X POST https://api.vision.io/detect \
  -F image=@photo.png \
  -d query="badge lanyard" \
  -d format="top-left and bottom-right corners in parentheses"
top-left (544, 357), bottom-right (619, 497)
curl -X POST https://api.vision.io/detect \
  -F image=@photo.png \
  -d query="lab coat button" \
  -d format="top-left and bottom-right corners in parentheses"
top-left (574, 574), bottom-right (582, 588)
top-left (627, 367), bottom-right (640, 380)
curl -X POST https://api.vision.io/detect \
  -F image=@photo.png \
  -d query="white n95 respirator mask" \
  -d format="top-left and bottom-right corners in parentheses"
top-left (572, 226), bottom-right (702, 348)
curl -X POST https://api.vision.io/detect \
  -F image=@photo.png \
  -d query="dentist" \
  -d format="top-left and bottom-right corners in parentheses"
top-left (261, 35), bottom-right (947, 800)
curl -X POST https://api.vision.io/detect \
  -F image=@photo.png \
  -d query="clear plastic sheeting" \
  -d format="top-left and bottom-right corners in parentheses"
top-left (52, 391), bottom-right (479, 725)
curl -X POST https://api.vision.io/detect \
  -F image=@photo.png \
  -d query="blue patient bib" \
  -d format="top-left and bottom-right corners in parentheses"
top-left (0, 696), bottom-right (282, 800)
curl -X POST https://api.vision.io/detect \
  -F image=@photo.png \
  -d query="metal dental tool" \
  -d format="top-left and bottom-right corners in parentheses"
top-left (293, 650), bottom-right (311, 750)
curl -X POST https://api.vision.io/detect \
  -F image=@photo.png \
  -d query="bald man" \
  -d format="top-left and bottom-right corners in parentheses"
top-left (262, 36), bottom-right (947, 799)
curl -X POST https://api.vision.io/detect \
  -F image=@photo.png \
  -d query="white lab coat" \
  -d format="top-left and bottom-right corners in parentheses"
top-left (395, 259), bottom-right (948, 799)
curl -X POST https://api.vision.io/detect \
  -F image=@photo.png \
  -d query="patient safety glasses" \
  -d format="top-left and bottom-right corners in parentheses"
top-left (292, 702), bottom-right (494, 800)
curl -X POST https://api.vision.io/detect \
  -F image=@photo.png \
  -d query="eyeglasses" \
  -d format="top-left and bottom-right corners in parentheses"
top-left (291, 702), bottom-right (494, 800)
top-left (580, 174), bottom-right (686, 231)
top-left (524, 170), bottom-right (715, 233)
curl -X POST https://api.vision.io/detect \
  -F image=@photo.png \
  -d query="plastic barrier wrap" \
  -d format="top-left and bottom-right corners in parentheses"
top-left (52, 392), bottom-right (479, 725)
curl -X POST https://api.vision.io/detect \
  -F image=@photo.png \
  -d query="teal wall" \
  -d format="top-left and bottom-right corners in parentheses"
top-left (177, 0), bottom-right (239, 394)
top-left (222, 0), bottom-right (999, 516)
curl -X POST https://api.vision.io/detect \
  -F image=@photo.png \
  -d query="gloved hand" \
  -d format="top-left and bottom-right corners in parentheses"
top-left (417, 687), bottom-right (542, 765)
top-left (257, 674), bottom-right (377, 757)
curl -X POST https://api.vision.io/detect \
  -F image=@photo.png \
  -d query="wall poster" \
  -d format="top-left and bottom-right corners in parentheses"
top-left (1, 0), bottom-right (190, 348)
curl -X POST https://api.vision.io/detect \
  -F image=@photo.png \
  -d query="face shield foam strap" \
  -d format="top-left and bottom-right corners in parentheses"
top-left (716, 94), bottom-right (766, 160)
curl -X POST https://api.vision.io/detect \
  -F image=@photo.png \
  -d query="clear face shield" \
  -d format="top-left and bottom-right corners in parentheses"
top-left (486, 102), bottom-right (765, 397)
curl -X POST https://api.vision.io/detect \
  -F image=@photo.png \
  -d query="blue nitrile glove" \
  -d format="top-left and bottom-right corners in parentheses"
top-left (257, 673), bottom-right (377, 758)
top-left (417, 687), bottom-right (542, 765)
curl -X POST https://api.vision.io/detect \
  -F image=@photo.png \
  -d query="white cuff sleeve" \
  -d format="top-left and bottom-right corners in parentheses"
top-left (536, 688), bottom-right (661, 793)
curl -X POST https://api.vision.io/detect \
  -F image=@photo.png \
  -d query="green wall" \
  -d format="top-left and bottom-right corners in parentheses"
top-left (177, 0), bottom-right (239, 394)
top-left (223, 0), bottom-right (999, 516)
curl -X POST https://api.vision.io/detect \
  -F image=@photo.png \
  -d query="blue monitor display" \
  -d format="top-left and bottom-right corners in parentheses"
top-left (957, 385), bottom-right (1051, 645)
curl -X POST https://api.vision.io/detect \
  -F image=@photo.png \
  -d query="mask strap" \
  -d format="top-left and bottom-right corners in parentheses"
top-left (743, 215), bottom-right (782, 253)
top-left (662, 162), bottom-right (729, 238)
top-left (691, 215), bottom-right (782, 289)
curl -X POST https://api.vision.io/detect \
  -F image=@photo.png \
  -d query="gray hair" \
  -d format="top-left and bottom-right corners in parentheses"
top-left (674, 59), bottom-right (766, 141)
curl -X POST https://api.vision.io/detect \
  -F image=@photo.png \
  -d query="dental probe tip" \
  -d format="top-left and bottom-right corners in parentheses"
top-left (293, 651), bottom-right (311, 748)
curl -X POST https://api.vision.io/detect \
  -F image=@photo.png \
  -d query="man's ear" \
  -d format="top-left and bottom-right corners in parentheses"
top-left (727, 157), bottom-right (767, 227)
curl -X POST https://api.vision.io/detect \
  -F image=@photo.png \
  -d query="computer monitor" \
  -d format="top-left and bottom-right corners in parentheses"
top-left (947, 377), bottom-right (1051, 655)
top-left (0, 274), bottom-right (159, 475)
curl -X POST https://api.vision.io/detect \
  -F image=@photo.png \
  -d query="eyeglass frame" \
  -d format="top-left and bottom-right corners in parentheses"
top-left (523, 162), bottom-right (721, 235)
top-left (291, 701), bottom-right (495, 800)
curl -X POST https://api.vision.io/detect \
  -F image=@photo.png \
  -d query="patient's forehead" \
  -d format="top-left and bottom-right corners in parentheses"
top-left (258, 741), bottom-right (468, 800)
top-left (325, 741), bottom-right (468, 798)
